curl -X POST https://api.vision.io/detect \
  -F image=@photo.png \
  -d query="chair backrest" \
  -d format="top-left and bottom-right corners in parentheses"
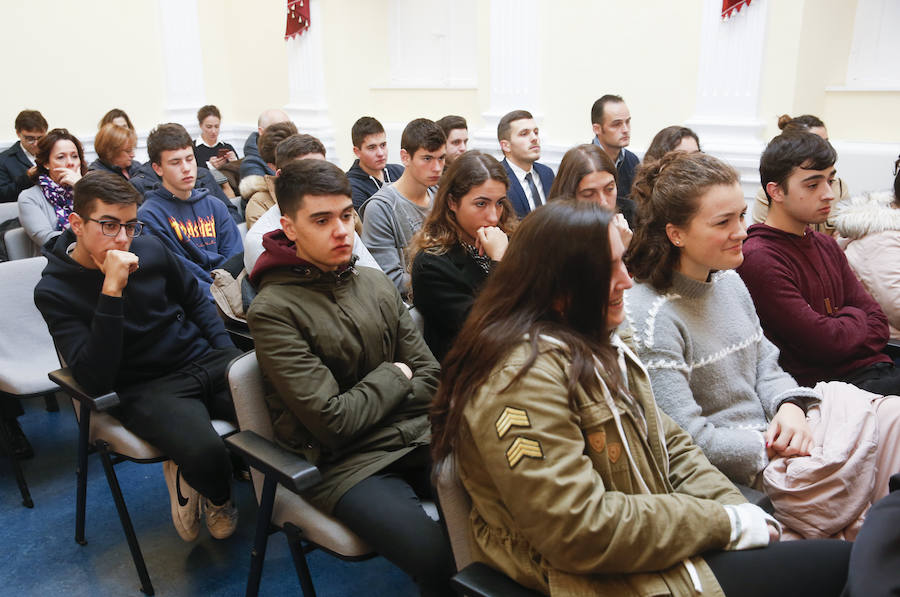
top-left (433, 455), bottom-right (474, 571)
top-left (5, 227), bottom-right (36, 261)
top-left (0, 201), bottom-right (17, 223)
top-left (226, 350), bottom-right (372, 557)
top-left (0, 257), bottom-right (59, 396)
top-left (409, 306), bottom-right (425, 334)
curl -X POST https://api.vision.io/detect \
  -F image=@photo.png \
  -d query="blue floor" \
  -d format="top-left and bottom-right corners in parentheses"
top-left (1, 396), bottom-right (419, 596)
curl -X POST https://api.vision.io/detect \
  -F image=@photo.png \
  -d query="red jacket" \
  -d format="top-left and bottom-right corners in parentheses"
top-left (737, 223), bottom-right (889, 386)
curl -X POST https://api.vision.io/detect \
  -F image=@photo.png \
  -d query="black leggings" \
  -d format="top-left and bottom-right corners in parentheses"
top-left (112, 347), bottom-right (242, 504)
top-left (706, 539), bottom-right (850, 597)
top-left (333, 446), bottom-right (455, 597)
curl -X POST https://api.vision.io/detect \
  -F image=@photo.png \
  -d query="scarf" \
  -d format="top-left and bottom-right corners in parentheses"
top-left (461, 241), bottom-right (493, 275)
top-left (38, 174), bottom-right (74, 232)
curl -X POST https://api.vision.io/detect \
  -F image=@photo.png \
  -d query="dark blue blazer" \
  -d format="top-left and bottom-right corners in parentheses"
top-left (0, 141), bottom-right (34, 203)
top-left (502, 158), bottom-right (555, 218)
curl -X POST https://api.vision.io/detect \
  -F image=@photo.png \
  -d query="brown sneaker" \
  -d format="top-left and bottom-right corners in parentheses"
top-left (162, 460), bottom-right (200, 542)
top-left (203, 498), bottom-right (238, 539)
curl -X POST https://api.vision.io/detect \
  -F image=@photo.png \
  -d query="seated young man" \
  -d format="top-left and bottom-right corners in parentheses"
top-left (0, 109), bottom-right (47, 203)
top-left (346, 116), bottom-right (405, 210)
top-left (435, 114), bottom-right (468, 167)
top-left (360, 118), bottom-right (445, 298)
top-left (738, 131), bottom-right (899, 393)
top-left (246, 159), bottom-right (453, 595)
top-left (240, 122), bottom-right (301, 228)
top-left (34, 171), bottom-right (241, 542)
top-left (130, 124), bottom-right (239, 223)
top-left (241, 134), bottom-right (379, 273)
top-left (138, 123), bottom-right (243, 297)
top-left (497, 109), bottom-right (555, 218)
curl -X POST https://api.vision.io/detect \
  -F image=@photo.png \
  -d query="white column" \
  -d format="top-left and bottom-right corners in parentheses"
top-left (284, 0), bottom-right (339, 164)
top-left (158, 0), bottom-right (206, 127)
top-left (685, 0), bottom-right (769, 199)
top-left (471, 0), bottom-right (540, 159)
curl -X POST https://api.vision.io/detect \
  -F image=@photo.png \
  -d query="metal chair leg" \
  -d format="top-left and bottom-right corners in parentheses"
top-left (245, 475), bottom-right (277, 597)
top-left (284, 524), bottom-right (317, 597)
top-left (43, 393), bottom-right (59, 412)
top-left (75, 404), bottom-right (91, 545)
top-left (0, 416), bottom-right (32, 508)
top-left (98, 444), bottom-right (155, 596)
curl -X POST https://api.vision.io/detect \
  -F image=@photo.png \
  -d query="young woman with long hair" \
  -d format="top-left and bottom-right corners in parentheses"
top-left (431, 199), bottom-right (849, 596)
top-left (409, 150), bottom-right (517, 360)
top-left (547, 143), bottom-right (632, 245)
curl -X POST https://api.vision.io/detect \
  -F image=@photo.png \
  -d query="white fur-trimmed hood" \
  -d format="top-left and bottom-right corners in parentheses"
top-left (833, 190), bottom-right (900, 239)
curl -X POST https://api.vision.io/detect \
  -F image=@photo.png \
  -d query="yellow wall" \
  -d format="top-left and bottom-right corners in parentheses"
top-left (0, 1), bottom-right (166, 136)
top-left (1, 0), bottom-right (896, 166)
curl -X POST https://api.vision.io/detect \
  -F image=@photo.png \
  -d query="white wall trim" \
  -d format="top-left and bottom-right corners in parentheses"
top-left (284, 0), bottom-right (338, 164)
top-left (158, 0), bottom-right (206, 124)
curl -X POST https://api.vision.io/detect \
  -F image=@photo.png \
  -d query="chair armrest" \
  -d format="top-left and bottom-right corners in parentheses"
top-left (48, 368), bottom-right (120, 411)
top-left (225, 429), bottom-right (321, 494)
top-left (451, 562), bottom-right (544, 597)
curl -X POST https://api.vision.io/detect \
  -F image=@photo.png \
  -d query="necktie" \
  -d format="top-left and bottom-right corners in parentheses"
top-left (525, 172), bottom-right (542, 208)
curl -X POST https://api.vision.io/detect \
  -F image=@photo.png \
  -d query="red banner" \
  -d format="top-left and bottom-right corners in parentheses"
top-left (285, 0), bottom-right (310, 40)
top-left (722, 0), bottom-right (752, 19)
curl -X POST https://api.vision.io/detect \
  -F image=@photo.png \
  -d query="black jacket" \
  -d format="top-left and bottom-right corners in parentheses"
top-left (34, 229), bottom-right (234, 394)
top-left (0, 141), bottom-right (34, 203)
top-left (88, 158), bottom-right (143, 182)
top-left (128, 161), bottom-right (240, 223)
top-left (239, 132), bottom-right (272, 180)
top-left (346, 159), bottom-right (404, 211)
top-left (410, 244), bottom-right (491, 361)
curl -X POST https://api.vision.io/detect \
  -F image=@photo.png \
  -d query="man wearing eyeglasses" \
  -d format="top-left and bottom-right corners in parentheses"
top-left (35, 171), bottom-right (243, 543)
top-left (0, 109), bottom-right (47, 203)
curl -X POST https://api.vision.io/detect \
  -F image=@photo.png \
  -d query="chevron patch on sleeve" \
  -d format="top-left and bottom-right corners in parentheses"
top-left (506, 437), bottom-right (543, 468)
top-left (495, 406), bottom-right (531, 439)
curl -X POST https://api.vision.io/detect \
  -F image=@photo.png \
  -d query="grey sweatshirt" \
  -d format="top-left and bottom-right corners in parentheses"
top-left (359, 183), bottom-right (434, 297)
top-left (624, 269), bottom-right (820, 486)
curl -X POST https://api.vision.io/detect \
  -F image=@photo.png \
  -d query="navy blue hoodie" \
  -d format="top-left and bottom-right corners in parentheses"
top-left (34, 229), bottom-right (234, 394)
top-left (138, 186), bottom-right (242, 294)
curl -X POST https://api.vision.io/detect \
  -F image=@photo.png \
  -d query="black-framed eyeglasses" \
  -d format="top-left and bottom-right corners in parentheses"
top-left (86, 218), bottom-right (144, 237)
top-left (22, 134), bottom-right (43, 143)
top-left (894, 156), bottom-right (900, 177)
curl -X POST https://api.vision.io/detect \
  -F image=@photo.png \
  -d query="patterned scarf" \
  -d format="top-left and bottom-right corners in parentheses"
top-left (461, 241), bottom-right (493, 275)
top-left (38, 174), bottom-right (74, 232)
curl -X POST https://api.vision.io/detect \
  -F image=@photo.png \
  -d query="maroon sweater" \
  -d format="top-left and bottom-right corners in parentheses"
top-left (737, 223), bottom-right (889, 387)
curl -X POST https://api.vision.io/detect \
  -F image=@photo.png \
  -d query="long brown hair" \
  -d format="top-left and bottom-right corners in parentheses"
top-left (548, 143), bottom-right (617, 201)
top-left (407, 150), bottom-right (516, 258)
top-left (431, 200), bottom-right (620, 461)
top-left (626, 151), bottom-right (739, 291)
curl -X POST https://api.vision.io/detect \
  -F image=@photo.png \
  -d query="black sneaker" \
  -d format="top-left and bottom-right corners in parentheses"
top-left (1, 418), bottom-right (34, 460)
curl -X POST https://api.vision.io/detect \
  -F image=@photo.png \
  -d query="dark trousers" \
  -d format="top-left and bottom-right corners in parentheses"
top-left (333, 446), bottom-right (455, 597)
top-left (111, 347), bottom-right (242, 504)
top-left (844, 361), bottom-right (900, 396)
top-left (842, 474), bottom-right (900, 597)
top-left (706, 539), bottom-right (850, 597)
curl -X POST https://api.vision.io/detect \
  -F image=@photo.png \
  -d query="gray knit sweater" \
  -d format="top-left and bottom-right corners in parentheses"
top-left (624, 269), bottom-right (820, 486)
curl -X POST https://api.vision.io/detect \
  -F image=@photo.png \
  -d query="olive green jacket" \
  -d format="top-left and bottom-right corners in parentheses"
top-left (457, 334), bottom-right (746, 596)
top-left (247, 264), bottom-right (438, 512)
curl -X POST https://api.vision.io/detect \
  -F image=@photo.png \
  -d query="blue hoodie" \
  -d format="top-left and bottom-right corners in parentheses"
top-left (138, 186), bottom-right (242, 294)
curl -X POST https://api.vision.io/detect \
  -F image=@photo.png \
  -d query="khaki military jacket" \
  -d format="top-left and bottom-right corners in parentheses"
top-left (457, 334), bottom-right (746, 596)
